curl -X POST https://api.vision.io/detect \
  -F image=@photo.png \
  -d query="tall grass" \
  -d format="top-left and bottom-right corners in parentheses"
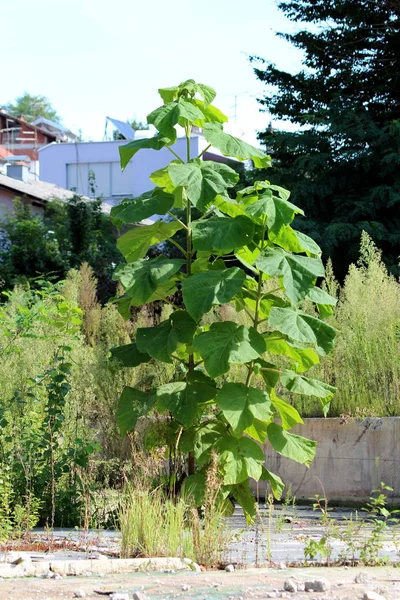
top-left (293, 232), bottom-right (400, 417)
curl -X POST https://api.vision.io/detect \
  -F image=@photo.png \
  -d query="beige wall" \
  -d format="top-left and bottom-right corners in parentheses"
top-left (256, 417), bottom-right (400, 505)
top-left (0, 187), bottom-right (44, 216)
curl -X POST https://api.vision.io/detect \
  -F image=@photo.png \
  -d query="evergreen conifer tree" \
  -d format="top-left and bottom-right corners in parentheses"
top-left (252, 0), bottom-right (400, 278)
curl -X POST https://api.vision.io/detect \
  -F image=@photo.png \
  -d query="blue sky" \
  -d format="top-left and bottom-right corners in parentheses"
top-left (2, 0), bottom-right (303, 144)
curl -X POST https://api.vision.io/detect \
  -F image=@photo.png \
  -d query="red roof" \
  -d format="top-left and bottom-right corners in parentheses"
top-left (0, 145), bottom-right (14, 160)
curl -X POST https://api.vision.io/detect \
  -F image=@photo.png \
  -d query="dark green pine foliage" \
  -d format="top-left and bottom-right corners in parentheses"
top-left (252, 0), bottom-right (400, 278)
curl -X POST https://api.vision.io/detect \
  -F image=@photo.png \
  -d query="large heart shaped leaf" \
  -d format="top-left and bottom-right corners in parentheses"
top-left (264, 333), bottom-right (320, 373)
top-left (112, 256), bottom-right (184, 305)
top-left (156, 377), bottom-right (216, 427)
top-left (259, 466), bottom-right (285, 500)
top-left (267, 423), bottom-right (317, 467)
top-left (268, 307), bottom-right (336, 356)
top-left (217, 435), bottom-right (265, 484)
top-left (110, 342), bottom-right (151, 368)
top-left (119, 134), bottom-right (170, 169)
top-left (117, 221), bottom-right (183, 263)
top-left (182, 267), bottom-right (245, 321)
top-left (193, 321), bottom-right (266, 377)
top-left (116, 387), bottom-right (155, 435)
top-left (203, 123), bottom-right (271, 168)
top-left (256, 247), bottom-right (325, 304)
top-left (192, 216), bottom-right (254, 252)
top-left (136, 311), bottom-right (196, 363)
top-left (147, 98), bottom-right (205, 141)
top-left (216, 383), bottom-right (272, 435)
top-left (110, 189), bottom-right (174, 225)
top-left (168, 160), bottom-right (238, 211)
top-left (270, 391), bottom-right (304, 430)
top-left (246, 192), bottom-right (304, 235)
top-left (280, 370), bottom-right (336, 402)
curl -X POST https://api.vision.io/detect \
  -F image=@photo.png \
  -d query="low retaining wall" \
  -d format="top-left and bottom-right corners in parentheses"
top-left (255, 417), bottom-right (400, 505)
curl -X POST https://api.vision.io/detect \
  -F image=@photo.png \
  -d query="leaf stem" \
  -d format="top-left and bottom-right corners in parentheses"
top-left (167, 146), bottom-right (184, 163)
top-left (168, 238), bottom-right (187, 257)
top-left (167, 211), bottom-right (189, 231)
top-left (197, 143), bottom-right (212, 159)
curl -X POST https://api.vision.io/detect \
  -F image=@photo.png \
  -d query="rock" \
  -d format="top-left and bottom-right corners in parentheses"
top-left (132, 593), bottom-right (148, 600)
top-left (111, 594), bottom-right (130, 600)
top-left (355, 573), bottom-right (372, 584)
top-left (225, 564), bottom-right (235, 572)
top-left (284, 580), bottom-right (297, 593)
top-left (192, 562), bottom-right (201, 572)
top-left (265, 594), bottom-right (277, 599)
top-left (296, 581), bottom-right (305, 592)
top-left (277, 562), bottom-right (287, 570)
top-left (51, 572), bottom-right (63, 580)
top-left (181, 584), bottom-right (190, 591)
top-left (73, 591), bottom-right (86, 598)
top-left (363, 593), bottom-right (386, 600)
top-left (304, 580), bottom-right (330, 592)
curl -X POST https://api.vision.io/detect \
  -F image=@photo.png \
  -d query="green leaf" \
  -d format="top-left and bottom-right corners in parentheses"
top-left (267, 423), bottom-right (317, 467)
top-left (147, 98), bottom-right (205, 141)
top-left (295, 231), bottom-right (322, 257)
top-left (182, 267), bottom-right (245, 321)
top-left (156, 378), bottom-right (216, 426)
top-left (264, 333), bottom-right (320, 373)
top-left (256, 247), bottom-right (325, 304)
top-left (216, 383), bottom-right (272, 435)
top-left (158, 86), bottom-right (179, 104)
top-left (193, 99), bottom-right (227, 123)
top-left (268, 307), bottom-right (336, 356)
top-left (203, 123), bottom-right (271, 168)
top-left (244, 418), bottom-right (269, 443)
top-left (217, 435), bottom-right (265, 484)
top-left (117, 221), bottom-right (183, 263)
top-left (280, 370), bottom-right (336, 401)
top-left (260, 466), bottom-right (285, 500)
top-left (168, 160), bottom-right (238, 211)
top-left (253, 358), bottom-right (280, 390)
top-left (119, 134), bottom-right (170, 170)
top-left (193, 321), bottom-right (266, 378)
top-left (214, 195), bottom-right (247, 218)
top-left (235, 245), bottom-right (260, 273)
top-left (110, 342), bottom-right (151, 368)
top-left (112, 256), bottom-right (184, 305)
top-left (193, 422), bottom-right (227, 466)
top-left (246, 192), bottom-right (304, 236)
top-left (136, 311), bottom-right (196, 363)
top-left (229, 480), bottom-right (257, 523)
top-left (116, 387), bottom-right (155, 435)
top-left (130, 280), bottom-right (177, 307)
top-left (192, 216), bottom-right (254, 252)
top-left (307, 286), bottom-right (337, 318)
top-left (270, 391), bottom-right (303, 430)
top-left (110, 189), bottom-right (174, 225)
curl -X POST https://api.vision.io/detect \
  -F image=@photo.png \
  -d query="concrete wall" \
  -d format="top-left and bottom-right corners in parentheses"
top-left (257, 417), bottom-right (400, 505)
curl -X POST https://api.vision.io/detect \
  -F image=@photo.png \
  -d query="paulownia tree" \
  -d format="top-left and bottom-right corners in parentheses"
top-left (110, 80), bottom-right (336, 520)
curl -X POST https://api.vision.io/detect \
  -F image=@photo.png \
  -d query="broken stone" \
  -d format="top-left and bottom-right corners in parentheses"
top-left (132, 593), bottom-right (148, 600)
top-left (277, 562), bottom-right (287, 570)
top-left (355, 572), bottom-right (372, 584)
top-left (73, 591), bottom-right (86, 598)
top-left (181, 584), bottom-right (190, 592)
top-left (225, 564), bottom-right (235, 572)
top-left (304, 579), bottom-right (330, 592)
top-left (111, 594), bottom-right (130, 600)
top-left (284, 580), bottom-right (297, 593)
top-left (363, 593), bottom-right (386, 600)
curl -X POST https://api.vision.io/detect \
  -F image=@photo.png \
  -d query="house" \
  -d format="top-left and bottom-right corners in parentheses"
top-left (38, 129), bottom-right (241, 210)
top-left (0, 110), bottom-right (76, 179)
top-left (0, 163), bottom-right (109, 216)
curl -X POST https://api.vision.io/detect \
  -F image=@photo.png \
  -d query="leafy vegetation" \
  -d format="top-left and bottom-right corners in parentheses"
top-left (291, 233), bottom-right (400, 418)
top-left (111, 78), bottom-right (336, 521)
top-left (252, 0), bottom-right (400, 279)
top-left (0, 197), bottom-right (121, 301)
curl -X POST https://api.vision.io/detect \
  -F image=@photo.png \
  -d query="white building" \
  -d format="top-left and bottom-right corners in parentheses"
top-left (38, 131), bottom-right (240, 209)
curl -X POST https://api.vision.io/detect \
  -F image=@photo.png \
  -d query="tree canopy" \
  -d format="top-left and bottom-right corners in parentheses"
top-left (252, 0), bottom-right (400, 278)
top-left (1, 92), bottom-right (61, 123)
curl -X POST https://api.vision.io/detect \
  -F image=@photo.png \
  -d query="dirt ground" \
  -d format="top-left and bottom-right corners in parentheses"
top-left (1, 566), bottom-right (400, 600)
